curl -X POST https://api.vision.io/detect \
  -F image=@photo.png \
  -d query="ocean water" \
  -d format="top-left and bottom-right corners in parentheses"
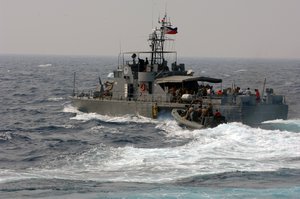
top-left (0, 54), bottom-right (299, 199)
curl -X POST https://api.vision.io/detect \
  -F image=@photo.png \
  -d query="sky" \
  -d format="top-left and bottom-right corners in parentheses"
top-left (1, 0), bottom-right (300, 59)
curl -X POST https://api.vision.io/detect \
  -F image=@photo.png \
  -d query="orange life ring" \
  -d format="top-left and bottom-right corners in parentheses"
top-left (140, 83), bottom-right (146, 92)
top-left (217, 90), bottom-right (223, 95)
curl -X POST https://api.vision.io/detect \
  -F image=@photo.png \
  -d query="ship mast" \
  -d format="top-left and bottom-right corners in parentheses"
top-left (149, 14), bottom-right (177, 66)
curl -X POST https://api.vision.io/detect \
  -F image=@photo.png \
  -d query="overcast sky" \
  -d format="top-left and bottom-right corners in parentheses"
top-left (1, 0), bottom-right (300, 59)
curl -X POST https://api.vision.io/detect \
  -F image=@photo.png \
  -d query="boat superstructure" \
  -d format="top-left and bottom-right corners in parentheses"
top-left (72, 14), bottom-right (288, 126)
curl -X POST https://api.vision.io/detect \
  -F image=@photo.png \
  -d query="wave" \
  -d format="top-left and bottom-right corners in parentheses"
top-left (262, 119), bottom-right (300, 133)
top-left (6, 122), bottom-right (297, 184)
top-left (47, 97), bottom-right (64, 102)
top-left (33, 124), bottom-right (75, 132)
top-left (0, 131), bottom-right (31, 143)
top-left (263, 118), bottom-right (300, 125)
top-left (234, 69), bottom-right (248, 73)
top-left (3, 107), bottom-right (298, 184)
top-left (0, 132), bottom-right (12, 141)
top-left (174, 168), bottom-right (300, 188)
top-left (37, 64), bottom-right (52, 67)
top-left (0, 178), bottom-right (299, 199)
top-left (63, 104), bottom-right (159, 124)
top-left (63, 104), bottom-right (82, 114)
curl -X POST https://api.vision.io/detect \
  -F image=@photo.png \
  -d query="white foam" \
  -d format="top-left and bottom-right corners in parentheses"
top-left (64, 104), bottom-right (159, 124)
top-left (47, 97), bottom-right (64, 102)
top-left (4, 117), bottom-right (299, 184)
top-left (234, 69), bottom-right (248, 73)
top-left (0, 132), bottom-right (12, 141)
top-left (262, 119), bottom-right (300, 132)
top-left (107, 72), bottom-right (114, 78)
top-left (263, 118), bottom-right (300, 125)
top-left (63, 104), bottom-right (82, 114)
top-left (38, 64), bottom-right (52, 67)
top-left (155, 119), bottom-right (202, 139)
top-left (3, 122), bottom-right (296, 184)
top-left (0, 169), bottom-right (48, 183)
top-left (70, 112), bottom-right (157, 124)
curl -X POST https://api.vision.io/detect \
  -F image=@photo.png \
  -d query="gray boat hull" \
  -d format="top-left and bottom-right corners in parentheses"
top-left (73, 98), bottom-right (157, 117)
top-left (72, 97), bottom-right (288, 126)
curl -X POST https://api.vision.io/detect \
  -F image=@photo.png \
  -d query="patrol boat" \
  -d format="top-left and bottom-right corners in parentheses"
top-left (71, 14), bottom-right (288, 126)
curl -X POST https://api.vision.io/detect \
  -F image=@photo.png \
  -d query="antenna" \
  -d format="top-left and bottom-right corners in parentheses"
top-left (165, 2), bottom-right (168, 15)
top-left (262, 78), bottom-right (267, 99)
top-left (73, 72), bottom-right (76, 96)
top-left (118, 40), bottom-right (122, 69)
top-left (152, 0), bottom-right (154, 29)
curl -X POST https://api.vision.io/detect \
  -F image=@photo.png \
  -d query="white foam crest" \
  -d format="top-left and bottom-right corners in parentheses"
top-left (70, 112), bottom-right (158, 124)
top-left (64, 104), bottom-right (158, 124)
top-left (63, 104), bottom-right (82, 114)
top-left (234, 69), bottom-right (248, 73)
top-left (0, 169), bottom-right (52, 183)
top-left (57, 124), bottom-right (74, 129)
top-left (262, 119), bottom-right (300, 132)
top-left (156, 119), bottom-right (203, 139)
top-left (190, 123), bottom-right (300, 167)
top-left (106, 114), bottom-right (159, 124)
top-left (38, 64), bottom-right (52, 67)
top-left (0, 132), bottom-right (12, 141)
top-left (47, 97), bottom-right (64, 102)
top-left (63, 104), bottom-right (116, 122)
top-left (70, 112), bottom-right (111, 122)
top-left (90, 126), bottom-right (105, 131)
top-left (263, 118), bottom-right (300, 126)
top-left (155, 119), bottom-right (180, 132)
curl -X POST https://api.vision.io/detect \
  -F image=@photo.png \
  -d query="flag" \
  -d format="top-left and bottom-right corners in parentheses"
top-left (165, 26), bottom-right (178, 34)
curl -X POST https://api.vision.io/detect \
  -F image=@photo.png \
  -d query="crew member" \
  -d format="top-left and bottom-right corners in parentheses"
top-left (255, 89), bottom-right (260, 102)
top-left (214, 109), bottom-right (221, 118)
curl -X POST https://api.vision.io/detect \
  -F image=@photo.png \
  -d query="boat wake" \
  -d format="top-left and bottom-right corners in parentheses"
top-left (262, 118), bottom-right (300, 126)
top-left (1, 117), bottom-right (299, 185)
top-left (261, 119), bottom-right (300, 133)
top-left (63, 104), bottom-right (160, 124)
top-left (14, 104), bottom-right (292, 185)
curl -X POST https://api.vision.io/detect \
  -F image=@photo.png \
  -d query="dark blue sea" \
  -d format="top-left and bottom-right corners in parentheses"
top-left (0, 54), bottom-right (300, 199)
